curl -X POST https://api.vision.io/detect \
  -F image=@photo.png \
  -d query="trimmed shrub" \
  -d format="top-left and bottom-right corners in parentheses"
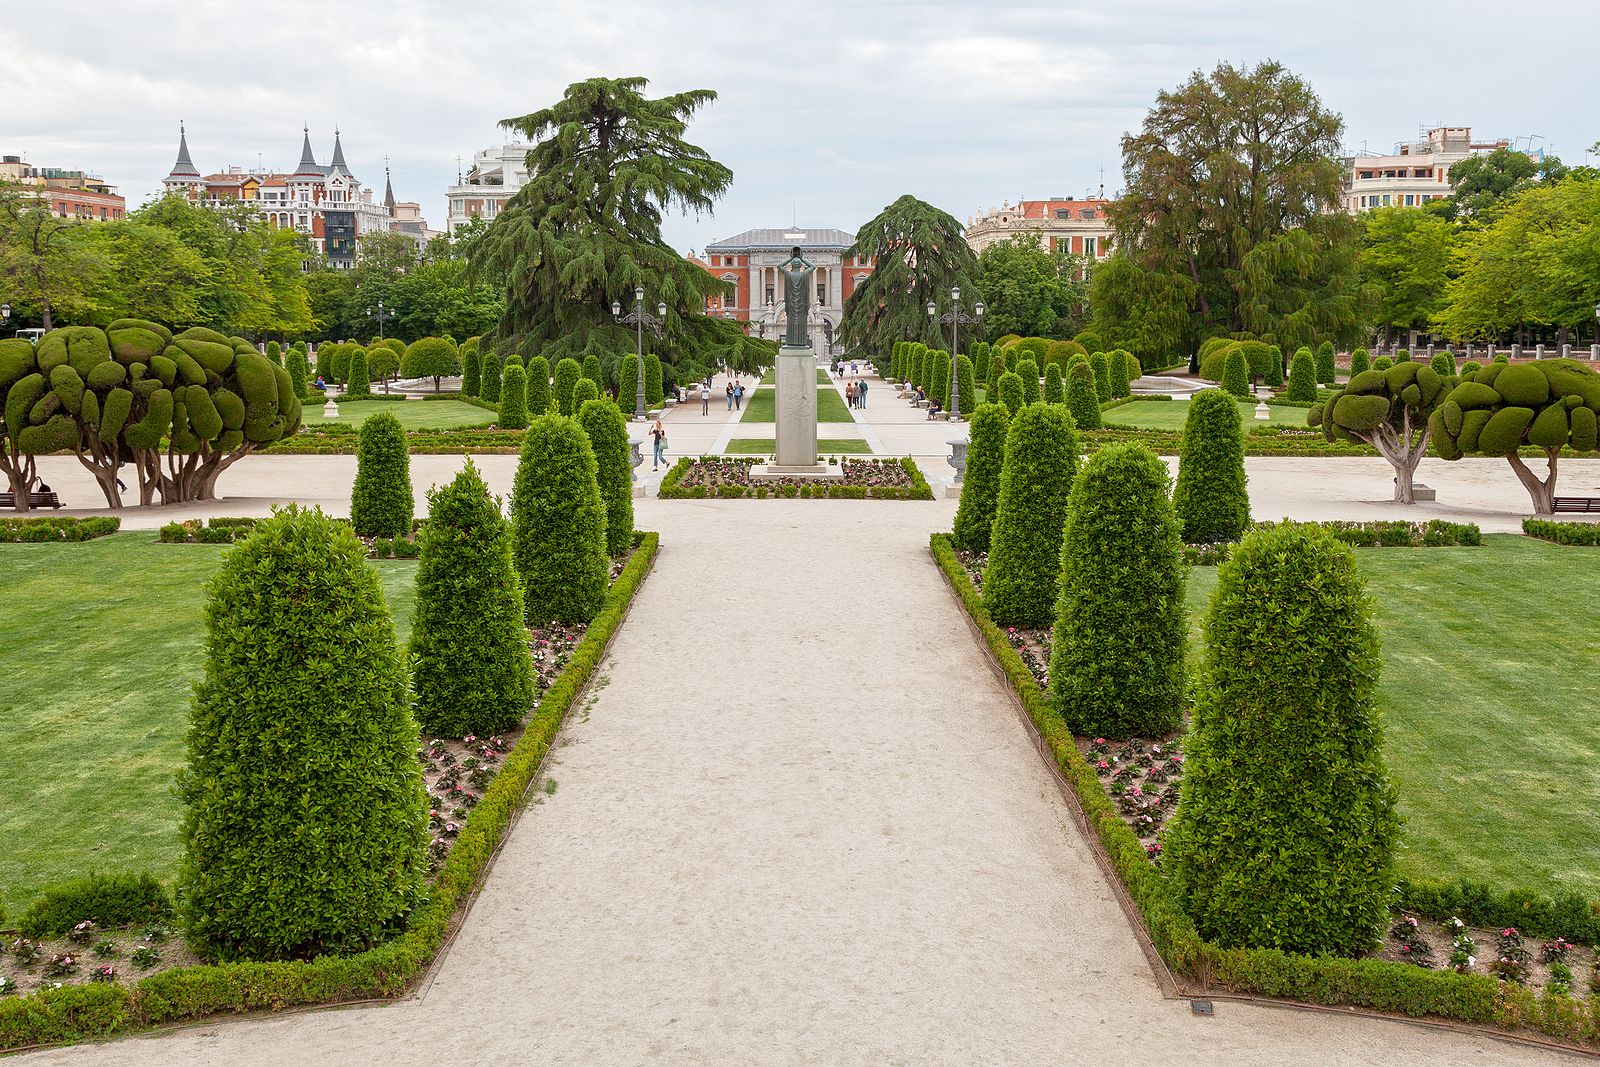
top-left (349, 412), bottom-right (412, 537)
top-left (366, 342), bottom-right (400, 388)
top-left (526, 355), bottom-right (551, 415)
top-left (581, 354), bottom-right (603, 387)
top-left (1016, 358), bottom-right (1041, 406)
top-left (1350, 347), bottom-right (1370, 375)
top-left (644, 353), bottom-right (664, 408)
top-left (930, 350), bottom-right (952, 410)
top-left (1108, 351), bottom-right (1130, 398)
top-left (1373, 355), bottom-right (1393, 371)
top-left (1050, 442), bottom-right (1185, 738)
top-left (982, 403), bottom-right (1079, 625)
top-left (265, 341), bottom-right (281, 366)
top-left (480, 352), bottom-right (503, 403)
top-left (1043, 362), bottom-right (1065, 404)
top-left (1395, 348), bottom-right (1411, 363)
top-left (617, 354), bottom-right (640, 412)
top-left (287, 345), bottom-right (309, 399)
top-left (577, 398), bottom-right (634, 557)
top-left (995, 371), bottom-right (1024, 415)
top-left (330, 344), bottom-right (352, 386)
top-left (1263, 345), bottom-right (1284, 387)
top-left (572, 378), bottom-right (600, 407)
top-left (1316, 341), bottom-right (1337, 384)
top-left (1065, 360), bottom-right (1101, 429)
top-left (951, 402), bottom-right (1010, 552)
top-left (989, 352), bottom-right (1005, 393)
top-left (511, 414), bottom-right (609, 622)
top-left (1220, 349), bottom-right (1251, 398)
top-left (1285, 347), bottom-right (1317, 402)
top-left (498, 362), bottom-right (530, 429)
top-left (313, 342), bottom-right (331, 383)
top-left (177, 506), bottom-right (427, 961)
top-left (1090, 351), bottom-right (1112, 401)
top-left (951, 354), bottom-right (975, 417)
top-left (461, 341), bottom-right (481, 397)
top-left (19, 873), bottom-right (172, 939)
top-left (1173, 389), bottom-right (1249, 544)
top-left (553, 357), bottom-right (581, 416)
top-left (1430, 350), bottom-right (1457, 378)
top-left (1165, 522), bottom-right (1398, 956)
top-left (410, 461), bottom-right (534, 738)
top-left (400, 337), bottom-right (460, 392)
top-left (345, 347), bottom-right (371, 398)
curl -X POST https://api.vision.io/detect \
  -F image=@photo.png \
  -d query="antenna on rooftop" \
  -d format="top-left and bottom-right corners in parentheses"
top-left (1098, 167), bottom-right (1105, 199)
top-left (456, 154), bottom-right (462, 182)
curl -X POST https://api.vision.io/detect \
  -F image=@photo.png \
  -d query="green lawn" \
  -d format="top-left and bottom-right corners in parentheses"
top-left (758, 368), bottom-right (832, 386)
top-left (1108, 397), bottom-right (1306, 430)
top-left (740, 385), bottom-right (855, 424)
top-left (1185, 536), bottom-right (1600, 897)
top-left (300, 399), bottom-right (497, 430)
top-left (0, 534), bottom-right (418, 912)
top-left (723, 437), bottom-right (872, 454)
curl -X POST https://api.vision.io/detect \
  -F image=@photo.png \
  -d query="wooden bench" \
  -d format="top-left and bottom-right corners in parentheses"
top-left (0, 490), bottom-right (64, 509)
top-left (1552, 497), bottom-right (1600, 514)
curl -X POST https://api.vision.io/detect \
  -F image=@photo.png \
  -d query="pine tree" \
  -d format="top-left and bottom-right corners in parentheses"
top-left (839, 195), bottom-right (979, 356)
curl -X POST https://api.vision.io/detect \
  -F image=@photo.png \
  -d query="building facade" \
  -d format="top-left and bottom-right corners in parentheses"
top-left (698, 228), bottom-right (873, 357)
top-left (445, 144), bottom-right (534, 234)
top-left (1342, 126), bottom-right (1512, 213)
top-left (1, 155), bottom-right (125, 220)
top-left (964, 197), bottom-right (1115, 259)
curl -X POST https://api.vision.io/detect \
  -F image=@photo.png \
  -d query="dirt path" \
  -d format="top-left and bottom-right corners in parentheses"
top-left (23, 501), bottom-right (1579, 1064)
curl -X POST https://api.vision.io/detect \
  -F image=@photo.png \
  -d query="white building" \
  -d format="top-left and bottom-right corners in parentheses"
top-left (1343, 126), bottom-right (1512, 213)
top-left (964, 197), bottom-right (1116, 259)
top-left (698, 228), bottom-right (874, 358)
top-left (445, 144), bottom-right (534, 234)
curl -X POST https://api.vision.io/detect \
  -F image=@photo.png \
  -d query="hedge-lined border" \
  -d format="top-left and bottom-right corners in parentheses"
top-left (0, 516), bottom-right (121, 543)
top-left (657, 456), bottom-right (934, 500)
top-left (928, 533), bottom-right (1600, 1051)
top-left (1523, 518), bottom-right (1600, 546)
top-left (0, 532), bottom-right (660, 1053)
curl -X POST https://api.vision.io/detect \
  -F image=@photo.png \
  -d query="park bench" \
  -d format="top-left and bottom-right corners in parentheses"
top-left (914, 399), bottom-right (930, 408)
top-left (1551, 497), bottom-right (1600, 514)
top-left (0, 490), bottom-right (64, 509)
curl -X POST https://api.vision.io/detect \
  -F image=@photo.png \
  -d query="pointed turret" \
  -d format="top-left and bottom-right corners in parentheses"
top-left (383, 165), bottom-right (396, 214)
top-left (164, 122), bottom-right (201, 183)
top-left (292, 125), bottom-right (322, 177)
top-left (329, 127), bottom-right (352, 178)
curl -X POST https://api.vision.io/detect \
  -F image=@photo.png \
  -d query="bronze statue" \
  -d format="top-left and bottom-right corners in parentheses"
top-left (778, 245), bottom-right (815, 348)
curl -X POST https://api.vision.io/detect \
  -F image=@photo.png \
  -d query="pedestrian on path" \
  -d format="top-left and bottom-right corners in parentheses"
top-left (735, 382), bottom-right (745, 410)
top-left (726, 382), bottom-right (735, 411)
top-left (858, 379), bottom-right (868, 409)
top-left (701, 383), bottom-right (711, 415)
top-left (649, 418), bottom-right (667, 470)
top-left (850, 360), bottom-right (858, 375)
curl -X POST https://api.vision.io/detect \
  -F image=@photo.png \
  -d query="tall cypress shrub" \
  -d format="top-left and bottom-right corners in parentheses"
top-left (349, 412), bottom-right (412, 537)
top-left (1043, 363), bottom-right (1065, 404)
top-left (480, 352), bottom-right (503, 403)
top-left (345, 347), bottom-right (371, 399)
top-left (1220, 349), bottom-right (1251, 398)
top-left (930, 350), bottom-right (952, 410)
top-left (1090, 351), bottom-right (1112, 401)
top-left (1165, 523), bottom-right (1398, 956)
top-left (617, 354), bottom-right (639, 413)
top-left (313, 341), bottom-right (330, 384)
top-left (982, 403), bottom-right (1078, 626)
top-left (578, 397), bottom-right (634, 557)
top-left (581, 354), bottom-right (603, 386)
top-left (498, 362), bottom-right (530, 429)
top-left (552, 357), bottom-right (581, 415)
top-left (526, 355), bottom-right (551, 415)
top-left (1016, 358), bottom-right (1041, 405)
top-left (1265, 345), bottom-right (1284, 387)
top-left (265, 341), bottom-right (281, 366)
top-left (462, 341), bottom-right (481, 397)
top-left (288, 345), bottom-right (309, 399)
top-left (1108, 352), bottom-right (1129, 398)
top-left (177, 506), bottom-right (426, 961)
top-left (644, 353), bottom-right (664, 408)
top-left (996, 371), bottom-right (1024, 415)
top-left (1065, 361), bottom-right (1101, 429)
top-left (951, 402), bottom-right (1009, 552)
top-left (1285, 347), bottom-right (1317, 402)
top-left (1051, 443), bottom-right (1185, 738)
top-left (951, 354), bottom-right (975, 417)
top-left (989, 352), bottom-right (1005, 394)
top-left (410, 462), bottom-right (534, 737)
top-left (511, 414), bottom-right (609, 622)
top-left (1173, 389), bottom-right (1249, 544)
top-left (330, 344), bottom-right (352, 386)
top-left (1350, 347), bottom-right (1371, 375)
top-left (1316, 341), bottom-right (1337, 384)
top-left (572, 378), bottom-right (600, 407)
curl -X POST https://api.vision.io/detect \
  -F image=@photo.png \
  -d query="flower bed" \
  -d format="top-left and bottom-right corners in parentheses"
top-left (658, 456), bottom-right (933, 500)
top-left (0, 517), bottom-right (120, 543)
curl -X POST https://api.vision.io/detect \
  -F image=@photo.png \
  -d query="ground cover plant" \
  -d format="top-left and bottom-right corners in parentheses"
top-left (1103, 397), bottom-right (1306, 431)
top-left (739, 385), bottom-right (854, 423)
top-left (298, 399), bottom-right (497, 430)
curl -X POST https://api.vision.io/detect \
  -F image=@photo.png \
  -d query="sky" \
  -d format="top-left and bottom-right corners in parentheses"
top-left (4, 0), bottom-right (1597, 255)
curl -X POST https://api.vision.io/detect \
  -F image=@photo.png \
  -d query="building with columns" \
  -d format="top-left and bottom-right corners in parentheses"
top-left (963, 197), bottom-right (1115, 260)
top-left (445, 144), bottom-right (534, 235)
top-left (698, 228), bottom-right (873, 357)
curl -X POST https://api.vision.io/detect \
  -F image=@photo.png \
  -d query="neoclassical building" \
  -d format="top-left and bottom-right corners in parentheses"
top-left (697, 228), bottom-right (873, 357)
top-left (963, 197), bottom-right (1116, 260)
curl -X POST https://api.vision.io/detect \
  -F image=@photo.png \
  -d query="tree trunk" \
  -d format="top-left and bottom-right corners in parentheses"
top-left (1364, 408), bottom-right (1429, 505)
top-left (1506, 449), bottom-right (1559, 514)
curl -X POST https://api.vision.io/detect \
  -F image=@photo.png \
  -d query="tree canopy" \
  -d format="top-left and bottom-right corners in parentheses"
top-left (973, 233), bottom-right (1088, 341)
top-left (1358, 207), bottom-right (1457, 342)
top-left (839, 194), bottom-right (978, 358)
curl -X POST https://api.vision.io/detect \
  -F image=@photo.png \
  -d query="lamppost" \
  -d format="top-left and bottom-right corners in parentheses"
top-left (927, 285), bottom-right (985, 421)
top-left (369, 299), bottom-right (394, 341)
top-left (0, 304), bottom-right (9, 330)
top-left (611, 286), bottom-right (666, 421)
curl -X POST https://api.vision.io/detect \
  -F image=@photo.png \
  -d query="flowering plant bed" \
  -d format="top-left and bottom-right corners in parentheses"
top-left (658, 456), bottom-right (933, 499)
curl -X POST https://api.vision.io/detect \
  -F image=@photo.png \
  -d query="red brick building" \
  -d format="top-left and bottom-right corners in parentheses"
top-left (696, 227), bottom-right (873, 356)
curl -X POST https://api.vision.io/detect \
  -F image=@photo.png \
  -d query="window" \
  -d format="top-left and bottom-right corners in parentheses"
top-left (765, 286), bottom-right (775, 306)
top-left (1381, 195), bottom-right (1391, 206)
top-left (1083, 237), bottom-right (1097, 257)
top-left (1081, 209), bottom-right (1097, 220)
top-left (1055, 208), bottom-right (1070, 219)
top-left (1404, 195), bottom-right (1415, 206)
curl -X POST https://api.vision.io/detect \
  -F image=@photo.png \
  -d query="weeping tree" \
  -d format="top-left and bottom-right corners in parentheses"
top-left (469, 77), bottom-right (745, 378)
top-left (838, 195), bottom-right (979, 360)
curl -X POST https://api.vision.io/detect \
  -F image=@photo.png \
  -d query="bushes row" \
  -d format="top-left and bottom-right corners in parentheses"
top-left (0, 516), bottom-right (120, 542)
top-left (1253, 519), bottom-right (1482, 548)
top-left (1523, 518), bottom-right (1600, 546)
top-left (18, 873), bottom-right (173, 939)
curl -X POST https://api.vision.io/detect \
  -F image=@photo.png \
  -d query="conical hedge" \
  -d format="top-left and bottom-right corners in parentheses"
top-left (526, 355), bottom-right (551, 415)
top-left (1173, 389), bottom-right (1249, 544)
top-left (480, 352), bottom-right (503, 403)
top-left (1065, 361), bottom-right (1101, 429)
top-left (498, 362), bottom-right (529, 429)
top-left (553, 357), bottom-right (581, 416)
top-left (345, 347), bottom-right (371, 398)
top-left (511, 414), bottom-right (609, 622)
top-left (996, 371), bottom-right (1024, 415)
top-left (951, 401), bottom-right (1009, 552)
top-left (1016, 358), bottom-right (1040, 406)
top-left (578, 397), bottom-right (634, 557)
top-left (350, 411), bottom-right (412, 537)
top-left (1043, 363), bottom-right (1064, 404)
top-left (982, 403), bottom-right (1078, 625)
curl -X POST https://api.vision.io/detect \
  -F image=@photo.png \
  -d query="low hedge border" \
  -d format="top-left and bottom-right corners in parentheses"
top-left (928, 532), bottom-right (1600, 1051)
top-left (0, 516), bottom-right (120, 543)
top-left (657, 456), bottom-right (934, 500)
top-left (1398, 876), bottom-right (1600, 947)
top-left (0, 531), bottom-right (660, 1053)
top-left (1099, 395), bottom-right (1174, 414)
top-left (1523, 518), bottom-right (1600, 546)
top-left (1185, 520), bottom-right (1481, 563)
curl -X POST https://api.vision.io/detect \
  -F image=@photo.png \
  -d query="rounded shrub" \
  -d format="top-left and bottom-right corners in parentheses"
top-left (400, 337), bottom-right (461, 391)
top-left (461, 340), bottom-right (481, 397)
top-left (511, 414), bottom-right (609, 622)
top-left (498, 362), bottom-right (530, 429)
top-left (1108, 351), bottom-right (1130, 398)
top-left (367, 342), bottom-right (400, 388)
top-left (1430, 350), bottom-right (1457, 379)
top-left (1395, 348), bottom-right (1411, 363)
top-left (265, 341), bottom-right (281, 366)
top-left (1173, 389), bottom-right (1249, 545)
top-left (572, 378), bottom-right (600, 408)
top-left (1016, 358), bottom-right (1041, 406)
top-left (982, 403), bottom-right (1079, 626)
top-left (996, 371), bottom-right (1024, 415)
top-left (410, 461), bottom-right (534, 738)
top-left (526, 355), bottom-right (551, 415)
top-left (1285, 347), bottom-right (1317, 402)
top-left (577, 397), bottom-right (634, 557)
top-left (345, 347), bottom-right (371, 398)
top-left (1090, 351), bottom-right (1111, 401)
top-left (1164, 522), bottom-right (1398, 956)
top-left (1315, 341), bottom-right (1337, 384)
top-left (553, 357), bottom-right (581, 416)
top-left (581, 354), bottom-right (603, 387)
top-left (1050, 442), bottom-right (1185, 738)
top-left (951, 402), bottom-right (1010, 553)
top-left (287, 345), bottom-right (309, 399)
top-left (177, 505), bottom-right (427, 961)
top-left (1350, 347), bottom-right (1370, 375)
top-left (349, 411), bottom-right (412, 537)
top-left (1065, 360), bottom-right (1101, 429)
top-left (644, 353), bottom-right (664, 408)
top-left (1220, 349), bottom-right (1251, 398)
top-left (1043, 362), bottom-right (1064, 404)
top-left (1373, 355), bottom-right (1393, 371)
top-left (480, 352), bottom-right (503, 403)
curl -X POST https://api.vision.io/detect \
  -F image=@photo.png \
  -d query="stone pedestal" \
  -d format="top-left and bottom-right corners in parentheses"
top-left (322, 399), bottom-right (340, 420)
top-left (774, 344), bottom-right (822, 472)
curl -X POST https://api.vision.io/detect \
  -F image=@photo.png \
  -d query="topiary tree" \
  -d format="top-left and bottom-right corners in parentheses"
top-left (995, 370), bottom-right (1024, 415)
top-left (982, 403), bottom-right (1079, 625)
top-left (314, 342), bottom-right (331, 383)
top-left (1043, 362), bottom-right (1065, 404)
top-left (930, 350), bottom-right (953, 410)
top-left (400, 337), bottom-right (461, 392)
top-left (498, 362), bottom-right (530, 429)
top-left (644, 353), bottom-right (664, 408)
top-left (480, 351), bottom-right (502, 403)
top-left (410, 461), bottom-right (534, 738)
top-left (461, 340), bottom-right (481, 397)
top-left (579, 353), bottom-right (600, 386)
top-left (552, 357), bottom-right (581, 416)
top-left (1122, 350), bottom-right (1142, 386)
top-left (1164, 522), bottom-right (1397, 956)
top-left (1430, 350), bottom-right (1456, 379)
top-left (1395, 348), bottom-right (1411, 363)
top-left (989, 351), bottom-right (1005, 394)
top-left (1373, 355), bottom-right (1393, 371)
top-left (1016, 357), bottom-right (1041, 406)
top-left (616, 354), bottom-right (639, 413)
top-left (1264, 344), bottom-right (1284, 387)
top-left (1220, 349), bottom-right (1251, 398)
top-left (366, 342), bottom-right (401, 392)
top-left (572, 378), bottom-right (600, 407)
top-left (1050, 442), bottom-right (1185, 738)
top-left (177, 505), bottom-right (427, 961)
top-left (1173, 389), bottom-right (1249, 543)
top-left (951, 402), bottom-right (1009, 553)
top-left (1460, 359), bottom-right (1481, 375)
top-left (521, 354), bottom-right (549, 415)
top-left (577, 397), bottom-right (634, 557)
top-left (951, 354), bottom-right (976, 418)
top-left (345, 347), bottom-right (371, 399)
top-left (1315, 341), bottom-right (1337, 384)
top-left (287, 344), bottom-right (309, 399)
top-left (1108, 351), bottom-right (1130, 399)
top-left (1089, 351), bottom-right (1112, 401)
top-left (1350, 347), bottom-right (1370, 375)
top-left (1285, 347), bottom-right (1317, 402)
top-left (1065, 360), bottom-right (1101, 429)
top-left (349, 411), bottom-right (412, 537)
top-left (1309, 361), bottom-right (1448, 503)
top-left (510, 414), bottom-right (609, 622)
top-left (265, 341), bottom-right (281, 366)
top-left (1428, 358), bottom-right (1600, 514)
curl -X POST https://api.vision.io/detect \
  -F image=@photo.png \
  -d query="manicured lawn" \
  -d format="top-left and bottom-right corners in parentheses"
top-left (1108, 397), bottom-right (1306, 430)
top-left (0, 534), bottom-right (419, 912)
top-left (300, 398), bottom-right (497, 430)
top-left (723, 437), bottom-right (872, 454)
top-left (1185, 535), bottom-right (1600, 897)
top-left (740, 385), bottom-right (855, 424)
top-left (758, 368), bottom-right (832, 386)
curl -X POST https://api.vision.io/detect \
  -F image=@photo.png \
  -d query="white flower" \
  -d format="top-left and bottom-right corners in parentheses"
top-left (1467, 955), bottom-right (1476, 967)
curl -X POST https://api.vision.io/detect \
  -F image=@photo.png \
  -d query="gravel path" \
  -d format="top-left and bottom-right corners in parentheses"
top-left (21, 501), bottom-right (1579, 1064)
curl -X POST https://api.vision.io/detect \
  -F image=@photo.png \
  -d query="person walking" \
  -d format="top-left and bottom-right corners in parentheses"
top-left (858, 378), bottom-right (868, 409)
top-left (850, 360), bottom-right (859, 375)
top-left (734, 381), bottom-right (745, 410)
top-left (649, 418), bottom-right (667, 470)
top-left (725, 381), bottom-right (735, 411)
top-left (700, 382), bottom-right (711, 415)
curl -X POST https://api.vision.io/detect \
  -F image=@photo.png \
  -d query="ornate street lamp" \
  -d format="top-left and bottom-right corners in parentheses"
top-left (612, 286), bottom-right (665, 421)
top-left (0, 304), bottom-right (9, 329)
top-left (369, 298), bottom-right (394, 341)
top-left (927, 285), bottom-right (985, 421)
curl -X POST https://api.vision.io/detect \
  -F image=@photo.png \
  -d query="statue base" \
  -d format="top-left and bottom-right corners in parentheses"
top-left (774, 344), bottom-right (819, 467)
top-left (749, 462), bottom-right (844, 482)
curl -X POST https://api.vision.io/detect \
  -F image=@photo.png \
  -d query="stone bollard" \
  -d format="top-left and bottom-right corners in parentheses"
top-left (1512, 344), bottom-right (1522, 360)
top-left (1592, 344), bottom-right (1599, 361)
top-left (1486, 343), bottom-right (1495, 360)
top-left (1562, 344), bottom-right (1571, 360)
top-left (1536, 343), bottom-right (1546, 360)
top-left (1464, 343), bottom-right (1473, 361)
top-left (1426, 343), bottom-right (1435, 361)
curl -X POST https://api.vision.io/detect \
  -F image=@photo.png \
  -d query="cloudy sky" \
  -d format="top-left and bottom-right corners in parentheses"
top-left (5, 0), bottom-right (1596, 254)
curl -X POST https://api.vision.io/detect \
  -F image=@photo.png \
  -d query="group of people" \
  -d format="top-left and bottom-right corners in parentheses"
top-left (724, 380), bottom-right (747, 411)
top-left (833, 359), bottom-right (861, 378)
top-left (845, 378), bottom-right (869, 409)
